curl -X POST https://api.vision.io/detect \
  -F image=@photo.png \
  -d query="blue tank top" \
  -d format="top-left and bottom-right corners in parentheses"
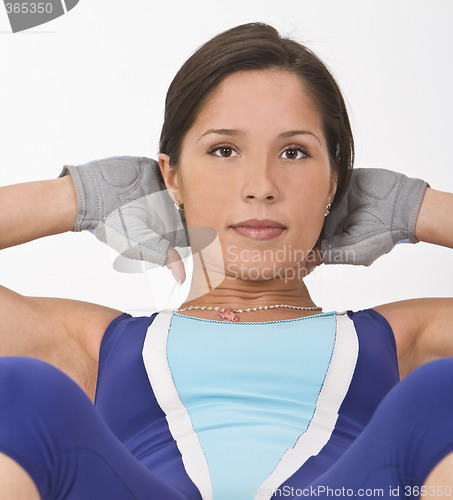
top-left (94, 309), bottom-right (399, 500)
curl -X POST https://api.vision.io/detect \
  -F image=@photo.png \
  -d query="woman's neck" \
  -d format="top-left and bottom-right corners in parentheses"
top-left (178, 261), bottom-right (320, 322)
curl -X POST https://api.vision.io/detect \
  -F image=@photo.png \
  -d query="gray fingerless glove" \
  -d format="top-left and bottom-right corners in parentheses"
top-left (59, 156), bottom-right (188, 267)
top-left (321, 168), bottom-right (429, 266)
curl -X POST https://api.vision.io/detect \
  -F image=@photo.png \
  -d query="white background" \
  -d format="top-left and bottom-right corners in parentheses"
top-left (0, 0), bottom-right (452, 315)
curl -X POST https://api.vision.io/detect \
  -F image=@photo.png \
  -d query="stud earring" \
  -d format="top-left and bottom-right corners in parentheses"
top-left (325, 203), bottom-right (331, 217)
top-left (174, 201), bottom-right (185, 211)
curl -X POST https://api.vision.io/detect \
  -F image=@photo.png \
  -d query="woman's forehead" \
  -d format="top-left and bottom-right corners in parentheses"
top-left (188, 69), bottom-right (325, 143)
top-left (205, 69), bottom-right (317, 108)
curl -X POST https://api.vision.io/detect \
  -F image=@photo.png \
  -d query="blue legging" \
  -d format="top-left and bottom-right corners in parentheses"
top-left (1, 356), bottom-right (453, 500)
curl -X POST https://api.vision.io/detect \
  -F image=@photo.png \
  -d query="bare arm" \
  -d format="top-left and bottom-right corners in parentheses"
top-left (0, 174), bottom-right (122, 400)
top-left (415, 187), bottom-right (453, 248)
top-left (0, 175), bottom-right (77, 248)
top-left (375, 187), bottom-right (453, 377)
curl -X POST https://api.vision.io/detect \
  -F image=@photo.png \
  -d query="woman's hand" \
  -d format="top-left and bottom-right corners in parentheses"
top-left (318, 168), bottom-right (429, 266)
top-left (59, 156), bottom-right (189, 283)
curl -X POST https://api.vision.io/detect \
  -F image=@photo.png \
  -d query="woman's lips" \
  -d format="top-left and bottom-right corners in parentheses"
top-left (232, 226), bottom-right (286, 239)
top-left (230, 219), bottom-right (286, 240)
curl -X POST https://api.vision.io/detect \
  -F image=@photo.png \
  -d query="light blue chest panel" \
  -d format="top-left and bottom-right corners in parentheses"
top-left (142, 311), bottom-right (358, 500)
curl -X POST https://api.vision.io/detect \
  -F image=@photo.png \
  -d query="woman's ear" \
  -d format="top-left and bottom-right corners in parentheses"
top-left (159, 154), bottom-right (183, 203)
top-left (328, 169), bottom-right (339, 205)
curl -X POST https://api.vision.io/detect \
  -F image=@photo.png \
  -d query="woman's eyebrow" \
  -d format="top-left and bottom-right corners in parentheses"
top-left (197, 128), bottom-right (242, 142)
top-left (196, 128), bottom-right (321, 145)
top-left (279, 130), bottom-right (321, 145)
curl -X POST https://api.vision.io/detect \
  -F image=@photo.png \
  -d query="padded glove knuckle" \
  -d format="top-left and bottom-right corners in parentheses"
top-left (353, 168), bottom-right (397, 200)
top-left (97, 157), bottom-right (140, 187)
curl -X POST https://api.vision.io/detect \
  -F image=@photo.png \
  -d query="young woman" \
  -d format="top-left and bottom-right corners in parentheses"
top-left (1, 23), bottom-right (452, 499)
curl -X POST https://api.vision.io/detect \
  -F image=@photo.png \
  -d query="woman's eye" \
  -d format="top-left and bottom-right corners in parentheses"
top-left (210, 146), bottom-right (239, 158)
top-left (281, 148), bottom-right (307, 160)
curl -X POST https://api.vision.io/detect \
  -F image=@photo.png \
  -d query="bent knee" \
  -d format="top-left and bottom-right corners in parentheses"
top-left (0, 356), bottom-right (89, 420)
top-left (404, 357), bottom-right (453, 403)
top-left (377, 357), bottom-right (453, 426)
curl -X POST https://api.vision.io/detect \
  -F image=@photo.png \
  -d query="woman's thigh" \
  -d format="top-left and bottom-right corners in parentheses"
top-left (0, 356), bottom-right (199, 500)
top-left (308, 358), bottom-right (453, 499)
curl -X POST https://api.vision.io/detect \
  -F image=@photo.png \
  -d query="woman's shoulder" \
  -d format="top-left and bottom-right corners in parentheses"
top-left (340, 307), bottom-right (397, 348)
top-left (59, 299), bottom-right (124, 361)
top-left (372, 298), bottom-right (443, 347)
top-left (96, 309), bottom-right (161, 355)
top-left (372, 298), bottom-right (453, 374)
top-left (7, 297), bottom-right (125, 401)
top-left (370, 300), bottom-right (423, 360)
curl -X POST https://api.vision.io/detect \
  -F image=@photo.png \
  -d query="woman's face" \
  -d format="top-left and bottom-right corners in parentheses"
top-left (161, 69), bottom-right (337, 282)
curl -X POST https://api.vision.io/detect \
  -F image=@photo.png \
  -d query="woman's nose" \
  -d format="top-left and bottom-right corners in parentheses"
top-left (241, 159), bottom-right (279, 203)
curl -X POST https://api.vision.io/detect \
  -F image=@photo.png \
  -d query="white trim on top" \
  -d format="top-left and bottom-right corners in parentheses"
top-left (254, 311), bottom-right (359, 500)
top-left (142, 311), bottom-right (212, 500)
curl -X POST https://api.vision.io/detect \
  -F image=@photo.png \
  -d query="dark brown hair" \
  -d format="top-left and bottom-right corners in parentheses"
top-left (159, 22), bottom-right (354, 206)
